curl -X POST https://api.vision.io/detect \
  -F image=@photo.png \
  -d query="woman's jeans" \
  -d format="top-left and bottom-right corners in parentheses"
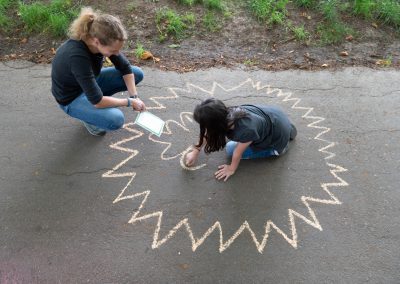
top-left (226, 141), bottom-right (288, 159)
top-left (59, 66), bottom-right (144, 131)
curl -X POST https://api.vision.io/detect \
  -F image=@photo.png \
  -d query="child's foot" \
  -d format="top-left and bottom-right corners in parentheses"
top-left (82, 122), bottom-right (106, 136)
top-left (290, 123), bottom-right (297, 140)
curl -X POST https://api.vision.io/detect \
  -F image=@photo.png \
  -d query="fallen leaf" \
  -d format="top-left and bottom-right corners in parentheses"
top-left (372, 23), bottom-right (378, 29)
top-left (37, 57), bottom-right (47, 63)
top-left (321, 63), bottom-right (329, 67)
top-left (307, 15), bottom-right (312, 20)
top-left (103, 57), bottom-right (113, 67)
top-left (20, 38), bottom-right (28, 44)
top-left (179, 264), bottom-right (189, 270)
top-left (51, 47), bottom-right (56, 55)
top-left (369, 54), bottom-right (382, 58)
top-left (153, 56), bottom-right (161, 63)
top-left (140, 50), bottom-right (153, 60)
top-left (10, 54), bottom-right (17, 59)
top-left (375, 59), bottom-right (391, 67)
top-left (168, 44), bottom-right (180, 49)
top-left (345, 35), bottom-right (353, 41)
top-left (340, 51), bottom-right (349, 56)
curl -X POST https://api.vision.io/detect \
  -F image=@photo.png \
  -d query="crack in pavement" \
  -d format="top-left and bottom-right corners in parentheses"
top-left (46, 168), bottom-right (112, 177)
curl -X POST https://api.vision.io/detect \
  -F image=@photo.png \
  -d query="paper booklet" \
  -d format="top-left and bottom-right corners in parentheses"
top-left (134, 111), bottom-right (165, 137)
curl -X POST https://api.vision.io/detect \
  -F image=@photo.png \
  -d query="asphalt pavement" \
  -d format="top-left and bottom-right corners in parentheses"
top-left (1, 61), bottom-right (399, 283)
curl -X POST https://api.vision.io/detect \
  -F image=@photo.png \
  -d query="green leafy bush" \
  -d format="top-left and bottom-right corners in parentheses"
top-left (156, 8), bottom-right (196, 41)
top-left (0, 0), bottom-right (15, 28)
top-left (250, 0), bottom-right (289, 25)
top-left (18, 0), bottom-right (78, 37)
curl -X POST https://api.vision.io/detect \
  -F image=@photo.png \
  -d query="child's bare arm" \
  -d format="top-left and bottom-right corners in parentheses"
top-left (230, 141), bottom-right (252, 170)
top-left (185, 138), bottom-right (206, 167)
top-left (185, 146), bottom-right (201, 167)
top-left (215, 141), bottom-right (252, 181)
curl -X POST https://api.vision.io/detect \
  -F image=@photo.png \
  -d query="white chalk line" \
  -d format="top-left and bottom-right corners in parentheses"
top-left (102, 78), bottom-right (349, 253)
top-left (148, 111), bottom-right (207, 170)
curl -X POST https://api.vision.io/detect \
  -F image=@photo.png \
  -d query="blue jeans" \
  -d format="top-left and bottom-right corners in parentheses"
top-left (226, 141), bottom-right (288, 159)
top-left (59, 66), bottom-right (144, 131)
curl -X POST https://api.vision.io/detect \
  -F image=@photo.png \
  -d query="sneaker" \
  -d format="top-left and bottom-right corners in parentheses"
top-left (290, 123), bottom-right (297, 141)
top-left (82, 122), bottom-right (106, 136)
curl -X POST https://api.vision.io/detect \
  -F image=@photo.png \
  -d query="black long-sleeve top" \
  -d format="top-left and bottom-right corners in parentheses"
top-left (51, 39), bottom-right (132, 106)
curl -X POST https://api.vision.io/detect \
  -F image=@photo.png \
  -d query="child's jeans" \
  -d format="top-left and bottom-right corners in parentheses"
top-left (226, 141), bottom-right (288, 159)
top-left (59, 66), bottom-right (144, 131)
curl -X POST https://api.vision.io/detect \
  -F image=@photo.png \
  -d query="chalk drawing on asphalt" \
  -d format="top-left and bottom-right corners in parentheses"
top-left (102, 78), bottom-right (349, 253)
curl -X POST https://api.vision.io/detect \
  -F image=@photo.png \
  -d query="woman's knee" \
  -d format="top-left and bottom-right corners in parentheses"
top-left (131, 66), bottom-right (144, 84)
top-left (107, 110), bottom-right (125, 130)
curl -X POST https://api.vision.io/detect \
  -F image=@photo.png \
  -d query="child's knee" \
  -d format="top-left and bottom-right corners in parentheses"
top-left (225, 141), bottom-right (237, 157)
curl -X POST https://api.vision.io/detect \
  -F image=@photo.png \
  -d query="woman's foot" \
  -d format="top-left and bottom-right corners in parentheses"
top-left (82, 122), bottom-right (106, 136)
top-left (290, 123), bottom-right (297, 140)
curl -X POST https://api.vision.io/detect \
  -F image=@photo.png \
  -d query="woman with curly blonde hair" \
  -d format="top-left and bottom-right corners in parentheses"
top-left (51, 7), bottom-right (145, 136)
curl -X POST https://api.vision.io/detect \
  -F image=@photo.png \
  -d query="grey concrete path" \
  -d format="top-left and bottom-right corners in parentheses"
top-left (1, 61), bottom-right (399, 283)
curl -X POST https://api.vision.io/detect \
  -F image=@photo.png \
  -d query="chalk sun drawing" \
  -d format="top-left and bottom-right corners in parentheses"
top-left (102, 79), bottom-right (349, 253)
top-left (147, 111), bottom-right (206, 170)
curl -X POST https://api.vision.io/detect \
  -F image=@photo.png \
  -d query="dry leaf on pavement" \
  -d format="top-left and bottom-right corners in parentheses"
top-left (103, 57), bottom-right (113, 67)
top-left (140, 51), bottom-right (153, 60)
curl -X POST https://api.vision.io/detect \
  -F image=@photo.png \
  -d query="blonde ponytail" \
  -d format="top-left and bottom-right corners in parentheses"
top-left (68, 7), bottom-right (96, 41)
top-left (68, 7), bottom-right (127, 46)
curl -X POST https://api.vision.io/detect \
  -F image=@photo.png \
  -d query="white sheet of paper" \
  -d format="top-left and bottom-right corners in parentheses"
top-left (134, 111), bottom-right (165, 137)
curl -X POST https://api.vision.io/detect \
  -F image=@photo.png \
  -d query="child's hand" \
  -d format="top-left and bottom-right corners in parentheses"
top-left (215, 165), bottom-right (235, 182)
top-left (185, 149), bottom-right (199, 167)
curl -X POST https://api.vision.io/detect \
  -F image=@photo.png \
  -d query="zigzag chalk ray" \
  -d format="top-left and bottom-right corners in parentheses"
top-left (103, 79), bottom-right (350, 253)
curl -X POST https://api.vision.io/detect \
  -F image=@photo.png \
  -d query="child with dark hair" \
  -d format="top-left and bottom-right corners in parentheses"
top-left (185, 98), bottom-right (297, 181)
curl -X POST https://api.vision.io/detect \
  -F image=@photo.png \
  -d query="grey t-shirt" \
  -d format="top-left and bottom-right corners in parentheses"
top-left (226, 105), bottom-right (292, 153)
top-left (51, 39), bottom-right (132, 106)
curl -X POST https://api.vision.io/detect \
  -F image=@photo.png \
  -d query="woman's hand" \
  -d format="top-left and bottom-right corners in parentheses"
top-left (185, 149), bottom-right (200, 167)
top-left (215, 164), bottom-right (235, 181)
top-left (132, 98), bottom-right (146, 111)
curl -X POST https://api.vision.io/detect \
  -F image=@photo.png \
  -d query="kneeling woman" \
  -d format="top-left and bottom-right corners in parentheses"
top-left (185, 98), bottom-right (297, 181)
top-left (51, 7), bottom-right (145, 136)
